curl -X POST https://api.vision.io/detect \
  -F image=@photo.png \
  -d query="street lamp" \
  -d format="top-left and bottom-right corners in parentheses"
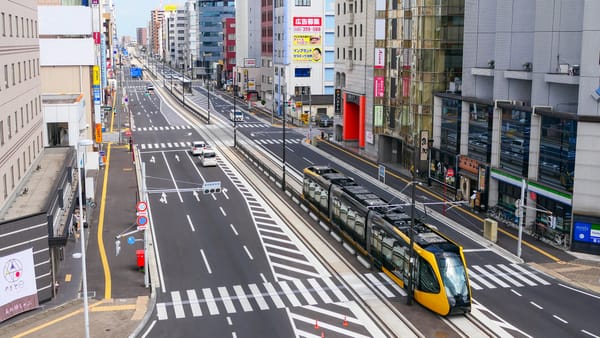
top-left (76, 138), bottom-right (93, 338)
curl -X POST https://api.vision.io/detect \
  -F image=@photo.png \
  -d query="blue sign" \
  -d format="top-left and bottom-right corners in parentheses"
top-left (137, 215), bottom-right (148, 226)
top-left (573, 221), bottom-right (600, 244)
top-left (93, 86), bottom-right (101, 104)
top-left (127, 236), bottom-right (135, 245)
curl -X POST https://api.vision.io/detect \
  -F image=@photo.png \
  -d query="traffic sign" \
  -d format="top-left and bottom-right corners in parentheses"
top-left (136, 201), bottom-right (148, 213)
top-left (127, 236), bottom-right (135, 245)
top-left (136, 215), bottom-right (148, 230)
top-left (202, 181), bottom-right (222, 194)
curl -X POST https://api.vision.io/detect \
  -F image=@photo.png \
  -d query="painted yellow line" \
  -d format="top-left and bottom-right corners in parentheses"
top-left (98, 143), bottom-right (112, 299)
top-left (64, 274), bottom-right (71, 282)
top-left (90, 304), bottom-right (136, 312)
top-left (12, 300), bottom-right (105, 338)
top-left (321, 140), bottom-right (563, 263)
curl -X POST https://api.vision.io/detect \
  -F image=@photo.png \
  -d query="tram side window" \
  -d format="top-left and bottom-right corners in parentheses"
top-left (417, 257), bottom-right (440, 293)
top-left (308, 182), bottom-right (317, 200)
top-left (346, 209), bottom-right (356, 231)
top-left (391, 245), bottom-right (410, 274)
top-left (355, 215), bottom-right (365, 237)
top-left (319, 191), bottom-right (328, 209)
top-left (382, 236), bottom-right (395, 261)
top-left (340, 203), bottom-right (349, 224)
top-left (332, 197), bottom-right (341, 219)
top-left (371, 228), bottom-right (384, 254)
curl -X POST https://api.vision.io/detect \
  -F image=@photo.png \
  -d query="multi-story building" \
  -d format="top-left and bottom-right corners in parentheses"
top-left (38, 5), bottom-right (96, 146)
top-left (222, 17), bottom-right (236, 85)
top-left (185, 0), bottom-right (198, 79)
top-left (259, 0), bottom-right (273, 104)
top-left (334, 0), bottom-right (375, 144)
top-left (273, 1), bottom-right (331, 122)
top-left (149, 9), bottom-right (164, 58)
top-left (234, 0), bottom-right (259, 95)
top-left (432, 0), bottom-right (600, 254)
top-left (197, 0), bottom-right (235, 81)
top-left (137, 27), bottom-right (147, 47)
top-left (166, 6), bottom-right (188, 70)
top-left (0, 1), bottom-right (43, 209)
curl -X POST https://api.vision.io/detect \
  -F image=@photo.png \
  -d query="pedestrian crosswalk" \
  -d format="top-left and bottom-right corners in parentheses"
top-left (137, 138), bottom-right (305, 151)
top-left (132, 125), bottom-right (193, 132)
top-left (154, 266), bottom-right (551, 321)
top-left (132, 123), bottom-right (271, 132)
top-left (468, 263), bottom-right (551, 290)
top-left (156, 277), bottom-right (354, 321)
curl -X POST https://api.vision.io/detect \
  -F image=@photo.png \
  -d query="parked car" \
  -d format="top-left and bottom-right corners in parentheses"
top-left (191, 141), bottom-right (206, 156)
top-left (316, 114), bottom-right (332, 127)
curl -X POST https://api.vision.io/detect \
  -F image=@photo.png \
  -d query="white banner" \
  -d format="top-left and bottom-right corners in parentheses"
top-left (0, 248), bottom-right (39, 322)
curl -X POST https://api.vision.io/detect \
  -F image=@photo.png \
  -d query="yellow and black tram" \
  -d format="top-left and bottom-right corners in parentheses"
top-left (302, 166), bottom-right (471, 316)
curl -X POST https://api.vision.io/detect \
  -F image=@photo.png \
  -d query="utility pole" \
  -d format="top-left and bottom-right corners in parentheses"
top-left (233, 67), bottom-right (237, 147)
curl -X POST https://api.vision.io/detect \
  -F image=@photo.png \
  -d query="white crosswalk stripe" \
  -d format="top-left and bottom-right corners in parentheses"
top-left (186, 289), bottom-right (202, 317)
top-left (171, 291), bottom-right (185, 318)
top-left (233, 285), bottom-right (254, 312)
top-left (364, 273), bottom-right (395, 298)
top-left (247, 283), bottom-right (269, 310)
top-left (203, 288), bottom-right (219, 315)
top-left (218, 286), bottom-right (236, 314)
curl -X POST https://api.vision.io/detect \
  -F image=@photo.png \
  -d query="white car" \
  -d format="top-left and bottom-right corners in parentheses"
top-left (200, 148), bottom-right (217, 167)
top-left (191, 141), bottom-right (206, 156)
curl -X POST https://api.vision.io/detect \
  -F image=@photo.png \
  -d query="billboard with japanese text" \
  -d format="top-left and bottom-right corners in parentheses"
top-left (292, 17), bottom-right (322, 63)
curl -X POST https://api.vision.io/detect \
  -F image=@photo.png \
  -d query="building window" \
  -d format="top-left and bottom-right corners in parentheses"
top-left (538, 116), bottom-right (577, 192)
top-left (1, 13), bottom-right (4, 37)
top-left (499, 108), bottom-right (531, 177)
top-left (14, 111), bottom-right (17, 134)
top-left (440, 98), bottom-right (460, 154)
top-left (295, 0), bottom-right (311, 6)
top-left (11, 63), bottom-right (15, 85)
top-left (7, 115), bottom-right (10, 138)
top-left (0, 120), bottom-right (3, 145)
top-left (3, 65), bottom-right (6, 88)
top-left (3, 174), bottom-right (6, 198)
top-left (467, 103), bottom-right (493, 163)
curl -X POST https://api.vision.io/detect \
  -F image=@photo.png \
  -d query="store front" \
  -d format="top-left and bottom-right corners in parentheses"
top-left (457, 156), bottom-right (487, 210)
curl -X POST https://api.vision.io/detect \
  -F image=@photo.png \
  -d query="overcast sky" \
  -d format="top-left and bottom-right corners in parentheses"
top-left (114, 0), bottom-right (184, 39)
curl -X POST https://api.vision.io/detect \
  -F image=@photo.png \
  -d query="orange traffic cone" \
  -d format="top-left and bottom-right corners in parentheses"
top-left (321, 331), bottom-right (325, 338)
top-left (315, 319), bottom-right (319, 329)
top-left (343, 316), bottom-right (348, 326)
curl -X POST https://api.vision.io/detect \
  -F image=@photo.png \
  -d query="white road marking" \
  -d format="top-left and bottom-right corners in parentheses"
top-left (171, 291), bottom-right (185, 318)
top-left (232, 285), bottom-right (253, 312)
top-left (186, 214), bottom-right (195, 232)
top-left (292, 279), bottom-right (317, 305)
top-left (229, 224), bottom-right (238, 235)
top-left (203, 288), bottom-right (219, 315)
top-left (218, 287), bottom-right (236, 314)
top-left (200, 249), bottom-right (212, 274)
top-left (156, 303), bottom-right (167, 320)
top-left (248, 283), bottom-right (269, 310)
top-left (243, 245), bottom-right (253, 260)
top-left (187, 289), bottom-right (202, 317)
top-left (263, 282), bottom-right (285, 309)
top-left (279, 280), bottom-right (301, 307)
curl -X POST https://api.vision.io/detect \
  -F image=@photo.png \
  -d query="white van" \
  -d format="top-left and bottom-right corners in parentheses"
top-left (200, 149), bottom-right (217, 167)
top-left (229, 110), bottom-right (244, 122)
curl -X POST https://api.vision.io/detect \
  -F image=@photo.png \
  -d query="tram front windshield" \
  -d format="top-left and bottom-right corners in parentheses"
top-left (437, 253), bottom-right (469, 299)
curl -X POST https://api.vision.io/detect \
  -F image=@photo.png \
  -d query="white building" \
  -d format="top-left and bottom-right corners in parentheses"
top-left (0, 1), bottom-right (44, 209)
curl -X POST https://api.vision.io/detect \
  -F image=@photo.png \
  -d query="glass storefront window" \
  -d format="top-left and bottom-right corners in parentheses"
top-left (468, 103), bottom-right (492, 163)
top-left (440, 98), bottom-right (460, 153)
top-left (499, 109), bottom-right (531, 176)
top-left (538, 116), bottom-right (577, 192)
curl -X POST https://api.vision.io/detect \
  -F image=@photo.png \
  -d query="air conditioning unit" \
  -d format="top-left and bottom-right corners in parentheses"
top-left (487, 60), bottom-right (495, 69)
top-left (512, 100), bottom-right (526, 106)
top-left (522, 62), bottom-right (532, 72)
